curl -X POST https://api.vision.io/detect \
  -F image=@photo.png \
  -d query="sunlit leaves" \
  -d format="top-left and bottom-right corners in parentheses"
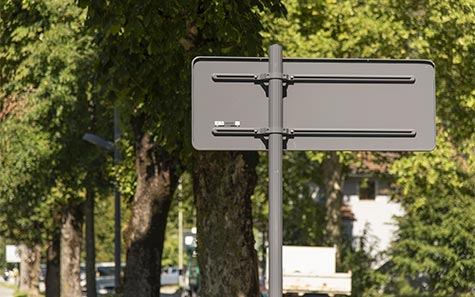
top-left (389, 131), bottom-right (475, 295)
top-left (393, 0), bottom-right (475, 142)
top-left (385, 5), bottom-right (475, 292)
top-left (0, 0), bottom-right (107, 247)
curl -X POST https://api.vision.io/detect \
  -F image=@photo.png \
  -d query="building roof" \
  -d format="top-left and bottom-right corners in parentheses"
top-left (349, 152), bottom-right (402, 175)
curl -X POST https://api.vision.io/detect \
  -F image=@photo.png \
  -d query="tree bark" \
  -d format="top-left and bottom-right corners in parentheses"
top-left (85, 187), bottom-right (97, 297)
top-left (28, 244), bottom-right (41, 297)
top-left (46, 234), bottom-right (60, 297)
top-left (19, 244), bottom-right (30, 292)
top-left (19, 243), bottom-right (41, 297)
top-left (123, 128), bottom-right (178, 297)
top-left (322, 152), bottom-right (344, 264)
top-left (60, 205), bottom-right (84, 297)
top-left (193, 151), bottom-right (260, 297)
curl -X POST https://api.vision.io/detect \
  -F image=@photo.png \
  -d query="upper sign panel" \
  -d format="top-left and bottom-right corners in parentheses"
top-left (192, 57), bottom-right (435, 151)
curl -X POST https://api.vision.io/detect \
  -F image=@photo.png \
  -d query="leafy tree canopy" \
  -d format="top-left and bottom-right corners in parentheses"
top-left (389, 131), bottom-right (475, 296)
top-left (0, 0), bottom-right (108, 245)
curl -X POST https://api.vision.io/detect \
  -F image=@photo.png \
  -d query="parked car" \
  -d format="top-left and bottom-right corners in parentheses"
top-left (96, 275), bottom-right (115, 296)
top-left (80, 262), bottom-right (124, 295)
top-left (161, 266), bottom-right (180, 286)
top-left (96, 262), bottom-right (116, 277)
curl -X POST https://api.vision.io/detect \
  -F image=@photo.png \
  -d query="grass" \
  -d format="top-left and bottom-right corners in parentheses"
top-left (0, 282), bottom-right (45, 297)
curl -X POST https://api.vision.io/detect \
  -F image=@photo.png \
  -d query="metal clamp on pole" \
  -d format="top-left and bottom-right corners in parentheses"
top-left (255, 128), bottom-right (294, 140)
top-left (211, 73), bottom-right (293, 84)
top-left (212, 127), bottom-right (294, 149)
top-left (212, 72), bottom-right (293, 97)
top-left (254, 128), bottom-right (292, 137)
top-left (255, 73), bottom-right (292, 84)
top-left (254, 128), bottom-right (294, 149)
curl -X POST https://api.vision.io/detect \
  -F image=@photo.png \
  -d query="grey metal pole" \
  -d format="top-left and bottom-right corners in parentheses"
top-left (178, 179), bottom-right (184, 286)
top-left (268, 44), bottom-right (283, 297)
top-left (114, 105), bottom-right (121, 290)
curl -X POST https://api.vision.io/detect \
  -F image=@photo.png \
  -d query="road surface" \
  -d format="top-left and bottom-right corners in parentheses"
top-left (0, 285), bottom-right (14, 297)
top-left (0, 284), bottom-right (180, 297)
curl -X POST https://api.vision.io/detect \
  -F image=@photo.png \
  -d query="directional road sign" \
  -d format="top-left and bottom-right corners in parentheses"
top-left (192, 57), bottom-right (435, 151)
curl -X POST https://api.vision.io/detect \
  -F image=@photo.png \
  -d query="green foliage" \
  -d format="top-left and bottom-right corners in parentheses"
top-left (341, 228), bottom-right (387, 297)
top-left (13, 291), bottom-right (29, 297)
top-left (392, 0), bottom-right (475, 142)
top-left (84, 0), bottom-right (286, 158)
top-left (0, 0), bottom-right (109, 249)
top-left (281, 152), bottom-right (326, 246)
top-left (262, 0), bottom-right (407, 59)
top-left (115, 137), bottom-right (137, 201)
top-left (162, 172), bottom-right (196, 267)
top-left (252, 152), bottom-right (325, 254)
top-left (0, 94), bottom-right (54, 243)
top-left (387, 131), bottom-right (475, 296)
top-left (86, 192), bottom-right (129, 263)
top-left (381, 2), bottom-right (475, 295)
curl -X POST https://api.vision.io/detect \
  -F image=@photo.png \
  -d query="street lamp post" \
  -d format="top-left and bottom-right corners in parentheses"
top-left (82, 105), bottom-right (121, 291)
top-left (113, 106), bottom-right (121, 289)
top-left (178, 179), bottom-right (184, 287)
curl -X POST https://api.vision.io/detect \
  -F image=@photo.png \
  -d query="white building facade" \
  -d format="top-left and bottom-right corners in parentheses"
top-left (343, 175), bottom-right (404, 263)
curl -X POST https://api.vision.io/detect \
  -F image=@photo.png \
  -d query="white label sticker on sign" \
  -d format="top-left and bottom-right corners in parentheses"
top-left (214, 121), bottom-right (241, 127)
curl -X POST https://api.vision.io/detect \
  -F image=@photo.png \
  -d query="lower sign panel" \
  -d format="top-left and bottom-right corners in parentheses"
top-left (192, 57), bottom-right (435, 151)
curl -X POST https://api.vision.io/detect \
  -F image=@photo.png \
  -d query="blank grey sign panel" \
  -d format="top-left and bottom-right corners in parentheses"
top-left (192, 57), bottom-right (435, 151)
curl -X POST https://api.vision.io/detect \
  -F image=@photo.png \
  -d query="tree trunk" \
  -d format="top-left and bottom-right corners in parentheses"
top-left (322, 152), bottom-right (344, 264)
top-left (123, 128), bottom-right (178, 297)
top-left (28, 244), bottom-right (41, 297)
top-left (85, 187), bottom-right (97, 297)
top-left (60, 205), bottom-right (84, 297)
top-left (46, 234), bottom-right (60, 297)
top-left (193, 151), bottom-right (260, 297)
top-left (19, 244), bottom-right (30, 292)
top-left (19, 244), bottom-right (41, 297)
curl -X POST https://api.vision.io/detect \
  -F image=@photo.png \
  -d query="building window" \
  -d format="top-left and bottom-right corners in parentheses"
top-left (359, 178), bottom-right (375, 200)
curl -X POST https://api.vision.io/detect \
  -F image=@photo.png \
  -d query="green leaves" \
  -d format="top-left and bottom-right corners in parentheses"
top-left (392, 0), bottom-right (475, 142)
top-left (388, 132), bottom-right (475, 295)
top-left (262, 0), bottom-right (407, 59)
top-left (0, 0), bottom-right (110, 247)
top-left (0, 94), bottom-right (53, 243)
